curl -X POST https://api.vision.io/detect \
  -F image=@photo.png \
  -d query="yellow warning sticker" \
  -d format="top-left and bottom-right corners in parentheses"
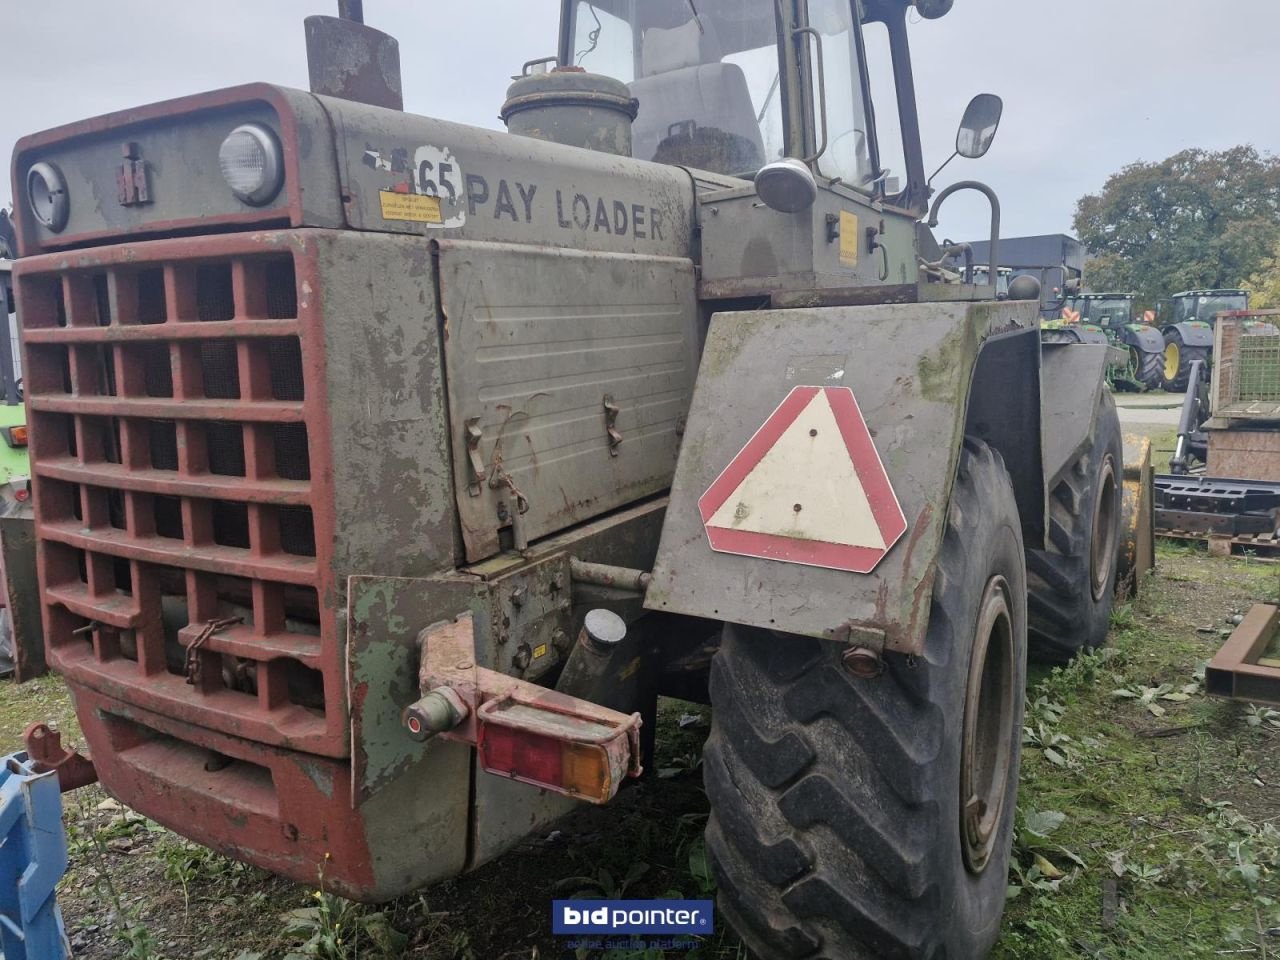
top-left (839, 211), bottom-right (859, 266)
top-left (533, 643), bottom-right (548, 660)
top-left (379, 191), bottom-right (443, 224)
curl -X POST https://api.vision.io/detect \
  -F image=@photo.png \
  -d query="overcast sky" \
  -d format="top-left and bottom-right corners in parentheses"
top-left (4, 1), bottom-right (1278, 243)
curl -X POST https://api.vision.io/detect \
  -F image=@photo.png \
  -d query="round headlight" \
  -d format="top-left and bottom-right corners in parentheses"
top-left (27, 162), bottom-right (69, 232)
top-left (755, 157), bottom-right (818, 214)
top-left (218, 124), bottom-right (284, 206)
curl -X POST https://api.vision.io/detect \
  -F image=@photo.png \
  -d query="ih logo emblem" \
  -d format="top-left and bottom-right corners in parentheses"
top-left (698, 386), bottom-right (907, 574)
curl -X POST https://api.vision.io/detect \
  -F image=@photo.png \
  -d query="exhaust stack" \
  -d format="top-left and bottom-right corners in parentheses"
top-left (305, 1), bottom-right (403, 111)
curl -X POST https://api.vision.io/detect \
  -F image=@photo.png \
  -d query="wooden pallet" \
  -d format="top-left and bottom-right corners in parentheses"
top-left (1158, 528), bottom-right (1280, 560)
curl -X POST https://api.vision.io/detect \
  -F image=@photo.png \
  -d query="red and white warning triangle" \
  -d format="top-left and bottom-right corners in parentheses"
top-left (698, 386), bottom-right (907, 574)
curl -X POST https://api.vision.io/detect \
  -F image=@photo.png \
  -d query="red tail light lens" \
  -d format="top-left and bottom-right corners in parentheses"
top-left (475, 699), bottom-right (639, 804)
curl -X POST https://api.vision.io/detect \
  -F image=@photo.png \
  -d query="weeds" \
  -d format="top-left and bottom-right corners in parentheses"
top-left (85, 824), bottom-right (162, 960)
top-left (158, 838), bottom-right (248, 912)
top-left (1245, 703), bottom-right (1280, 729)
top-left (1008, 807), bottom-right (1083, 899)
top-left (558, 861), bottom-right (651, 900)
top-left (1111, 680), bottom-right (1200, 718)
top-left (275, 890), bottom-right (407, 959)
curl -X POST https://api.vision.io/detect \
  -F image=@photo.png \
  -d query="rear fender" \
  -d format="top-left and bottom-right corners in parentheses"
top-left (1039, 343), bottom-right (1110, 487)
top-left (1169, 321), bottom-right (1214, 348)
top-left (646, 300), bottom-right (1042, 655)
top-left (1076, 324), bottom-right (1109, 345)
top-left (1124, 324), bottom-right (1164, 354)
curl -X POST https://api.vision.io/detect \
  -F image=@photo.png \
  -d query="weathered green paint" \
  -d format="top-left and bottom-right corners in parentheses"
top-left (346, 575), bottom-right (473, 805)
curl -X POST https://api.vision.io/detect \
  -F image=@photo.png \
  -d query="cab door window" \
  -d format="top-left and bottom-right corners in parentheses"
top-left (859, 17), bottom-right (906, 197)
top-left (805, 0), bottom-right (876, 189)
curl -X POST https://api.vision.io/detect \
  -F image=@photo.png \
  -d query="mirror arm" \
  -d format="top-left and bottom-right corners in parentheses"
top-left (926, 150), bottom-right (958, 188)
top-left (927, 180), bottom-right (1001, 296)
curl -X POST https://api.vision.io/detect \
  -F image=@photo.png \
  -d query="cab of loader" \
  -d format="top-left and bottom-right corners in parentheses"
top-left (560, 0), bottom-right (937, 206)
top-left (544, 0), bottom-right (1011, 304)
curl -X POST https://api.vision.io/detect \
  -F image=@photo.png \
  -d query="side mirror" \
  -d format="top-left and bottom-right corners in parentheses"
top-left (956, 94), bottom-right (1003, 159)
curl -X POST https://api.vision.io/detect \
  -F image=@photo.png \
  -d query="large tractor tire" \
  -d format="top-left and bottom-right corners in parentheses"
top-left (1131, 346), bottom-right (1163, 391)
top-left (704, 440), bottom-right (1026, 959)
top-left (1162, 329), bottom-right (1209, 393)
top-left (1026, 391), bottom-right (1122, 663)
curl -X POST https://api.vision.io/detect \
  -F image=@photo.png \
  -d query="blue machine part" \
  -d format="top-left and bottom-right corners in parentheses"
top-left (0, 752), bottom-right (70, 960)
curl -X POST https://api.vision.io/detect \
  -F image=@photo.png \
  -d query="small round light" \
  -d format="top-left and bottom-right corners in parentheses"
top-left (755, 158), bottom-right (818, 214)
top-left (218, 124), bottom-right (284, 206)
top-left (27, 162), bottom-right (69, 232)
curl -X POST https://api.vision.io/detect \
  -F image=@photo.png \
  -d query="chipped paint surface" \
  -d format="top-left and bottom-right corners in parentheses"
top-left (436, 240), bottom-right (699, 563)
top-left (347, 576), bottom-right (472, 804)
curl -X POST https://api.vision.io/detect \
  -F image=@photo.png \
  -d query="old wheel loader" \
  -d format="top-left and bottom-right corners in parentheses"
top-left (10, 0), bottom-right (1129, 955)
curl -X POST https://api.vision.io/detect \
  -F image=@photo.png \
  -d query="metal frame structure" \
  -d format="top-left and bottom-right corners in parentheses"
top-left (1207, 604), bottom-right (1280, 704)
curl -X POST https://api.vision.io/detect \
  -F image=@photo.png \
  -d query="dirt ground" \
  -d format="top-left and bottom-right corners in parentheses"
top-left (3, 410), bottom-right (1279, 958)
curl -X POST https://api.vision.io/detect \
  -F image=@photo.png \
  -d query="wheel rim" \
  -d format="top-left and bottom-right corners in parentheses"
top-left (1090, 455), bottom-right (1118, 600)
top-left (960, 575), bottom-right (1017, 874)
top-left (1164, 342), bottom-right (1180, 381)
top-left (1128, 347), bottom-right (1141, 379)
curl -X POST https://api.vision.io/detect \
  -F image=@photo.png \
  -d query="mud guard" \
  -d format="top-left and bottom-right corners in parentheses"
top-left (1123, 324), bottom-right (1164, 354)
top-left (646, 300), bottom-right (1043, 656)
top-left (1167, 321), bottom-right (1214, 348)
top-left (1039, 342), bottom-right (1111, 487)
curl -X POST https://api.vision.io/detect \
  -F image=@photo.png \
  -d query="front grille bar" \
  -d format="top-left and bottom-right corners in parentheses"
top-left (16, 233), bottom-right (344, 758)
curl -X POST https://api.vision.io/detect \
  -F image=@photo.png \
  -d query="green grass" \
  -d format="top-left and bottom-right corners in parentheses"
top-left (995, 547), bottom-right (1280, 958)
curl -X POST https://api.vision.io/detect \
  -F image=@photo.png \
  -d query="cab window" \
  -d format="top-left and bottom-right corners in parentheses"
top-left (806, 0), bottom-right (876, 188)
top-left (568, 1), bottom-right (786, 176)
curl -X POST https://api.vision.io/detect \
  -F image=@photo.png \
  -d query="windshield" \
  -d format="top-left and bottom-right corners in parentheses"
top-left (569, 0), bottom-right (786, 176)
top-left (1085, 298), bottom-right (1133, 324)
top-left (1191, 293), bottom-right (1248, 319)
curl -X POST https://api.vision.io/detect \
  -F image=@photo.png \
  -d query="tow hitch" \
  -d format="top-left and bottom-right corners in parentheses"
top-left (403, 613), bottom-right (642, 805)
top-left (20, 724), bottom-right (96, 794)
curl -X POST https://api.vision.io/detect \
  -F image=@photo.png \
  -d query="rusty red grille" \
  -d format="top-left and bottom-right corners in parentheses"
top-left (17, 234), bottom-right (343, 758)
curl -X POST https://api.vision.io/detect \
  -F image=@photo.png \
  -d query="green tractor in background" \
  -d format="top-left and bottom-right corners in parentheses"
top-left (1044, 292), bottom-right (1163, 391)
top-left (1158, 289), bottom-right (1279, 392)
top-left (0, 209), bottom-right (32, 679)
top-left (1067, 292), bottom-right (1163, 391)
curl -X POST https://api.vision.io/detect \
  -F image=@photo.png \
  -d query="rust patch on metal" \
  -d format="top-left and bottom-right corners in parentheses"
top-left (1206, 604), bottom-right (1280, 704)
top-left (22, 722), bottom-right (97, 792)
top-left (304, 15), bottom-right (404, 111)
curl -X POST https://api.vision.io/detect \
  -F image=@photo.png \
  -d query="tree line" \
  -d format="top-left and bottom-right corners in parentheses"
top-left (1072, 145), bottom-right (1280, 309)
